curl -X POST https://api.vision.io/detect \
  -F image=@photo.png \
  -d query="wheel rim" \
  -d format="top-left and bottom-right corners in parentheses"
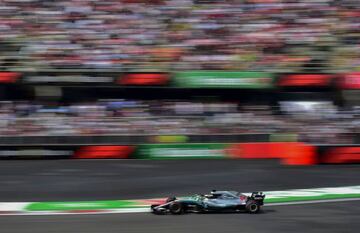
top-left (250, 204), bottom-right (258, 212)
top-left (172, 204), bottom-right (181, 213)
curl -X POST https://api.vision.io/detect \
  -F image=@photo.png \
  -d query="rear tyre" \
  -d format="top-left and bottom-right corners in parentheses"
top-left (246, 201), bottom-right (260, 214)
top-left (169, 202), bottom-right (184, 215)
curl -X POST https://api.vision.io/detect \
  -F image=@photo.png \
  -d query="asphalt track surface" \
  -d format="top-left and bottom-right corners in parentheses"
top-left (0, 159), bottom-right (359, 233)
top-left (1, 201), bottom-right (359, 233)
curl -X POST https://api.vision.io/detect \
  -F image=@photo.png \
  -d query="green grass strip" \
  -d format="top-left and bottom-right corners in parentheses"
top-left (26, 200), bottom-right (140, 211)
top-left (25, 192), bottom-right (360, 211)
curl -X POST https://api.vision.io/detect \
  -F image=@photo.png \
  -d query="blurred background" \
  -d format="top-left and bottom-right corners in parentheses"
top-left (0, 1), bottom-right (359, 232)
top-left (0, 0), bottom-right (359, 146)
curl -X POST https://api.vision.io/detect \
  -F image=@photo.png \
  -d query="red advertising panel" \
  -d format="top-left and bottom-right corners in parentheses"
top-left (0, 72), bottom-right (21, 83)
top-left (339, 72), bottom-right (360, 89)
top-left (278, 74), bottom-right (333, 87)
top-left (322, 147), bottom-right (360, 164)
top-left (74, 146), bottom-right (134, 159)
top-left (118, 73), bottom-right (169, 85)
top-left (227, 142), bottom-right (316, 165)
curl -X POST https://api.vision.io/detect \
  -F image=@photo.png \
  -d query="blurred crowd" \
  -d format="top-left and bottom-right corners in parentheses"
top-left (0, 0), bottom-right (359, 72)
top-left (0, 100), bottom-right (358, 143)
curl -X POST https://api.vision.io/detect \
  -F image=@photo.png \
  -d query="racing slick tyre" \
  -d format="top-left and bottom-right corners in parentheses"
top-left (169, 202), bottom-right (184, 215)
top-left (246, 200), bottom-right (260, 214)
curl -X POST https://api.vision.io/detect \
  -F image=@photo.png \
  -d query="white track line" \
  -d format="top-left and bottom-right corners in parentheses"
top-left (0, 203), bottom-right (29, 211)
top-left (0, 208), bottom-right (150, 216)
top-left (1, 199), bottom-right (360, 216)
top-left (266, 197), bottom-right (360, 206)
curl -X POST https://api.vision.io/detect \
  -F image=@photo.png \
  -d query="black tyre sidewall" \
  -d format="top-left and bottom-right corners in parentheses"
top-left (246, 201), bottom-right (260, 214)
top-left (169, 202), bottom-right (183, 215)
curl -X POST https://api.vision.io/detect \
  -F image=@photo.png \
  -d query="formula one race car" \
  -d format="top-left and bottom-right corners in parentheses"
top-left (151, 190), bottom-right (265, 215)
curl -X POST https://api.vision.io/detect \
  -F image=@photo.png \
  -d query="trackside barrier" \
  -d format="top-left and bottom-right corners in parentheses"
top-left (133, 143), bottom-right (229, 159)
top-left (317, 145), bottom-right (360, 164)
top-left (0, 145), bottom-right (135, 159)
top-left (0, 144), bottom-right (358, 165)
top-left (73, 146), bottom-right (135, 159)
top-left (324, 147), bottom-right (360, 163)
top-left (227, 142), bottom-right (317, 165)
top-left (282, 143), bottom-right (317, 165)
top-left (132, 142), bottom-right (317, 165)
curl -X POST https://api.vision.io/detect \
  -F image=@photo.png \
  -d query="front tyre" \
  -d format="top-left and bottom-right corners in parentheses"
top-left (246, 201), bottom-right (260, 214)
top-left (169, 202), bottom-right (184, 215)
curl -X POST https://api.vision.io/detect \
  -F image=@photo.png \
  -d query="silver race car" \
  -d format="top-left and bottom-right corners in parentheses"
top-left (151, 190), bottom-right (265, 215)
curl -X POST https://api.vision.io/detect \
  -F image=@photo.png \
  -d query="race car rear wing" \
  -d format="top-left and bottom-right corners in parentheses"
top-left (250, 192), bottom-right (265, 205)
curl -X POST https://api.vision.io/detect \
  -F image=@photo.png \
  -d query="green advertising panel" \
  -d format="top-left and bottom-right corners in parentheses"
top-left (174, 71), bottom-right (274, 88)
top-left (135, 143), bottom-right (229, 159)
